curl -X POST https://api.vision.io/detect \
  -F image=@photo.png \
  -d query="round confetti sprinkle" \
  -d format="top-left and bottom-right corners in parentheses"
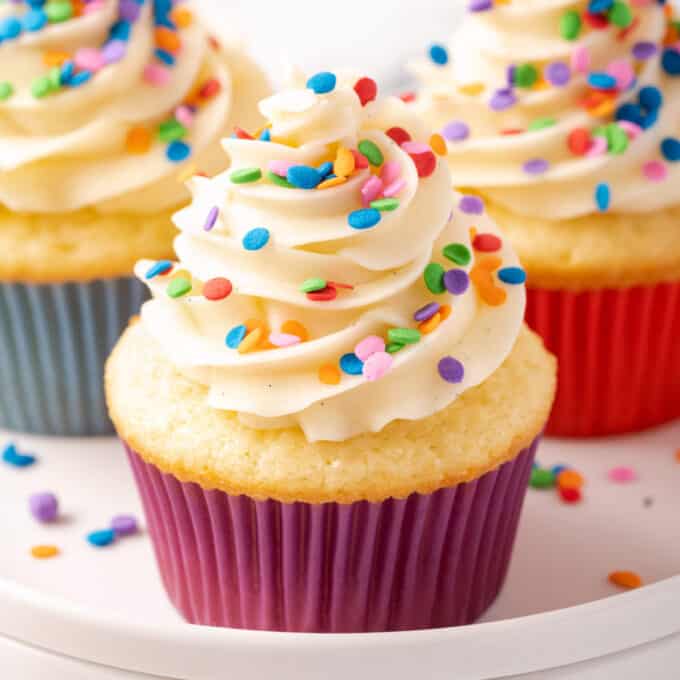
top-left (429, 44), bottom-right (449, 65)
top-left (355, 336), bottom-right (386, 361)
top-left (358, 139), bottom-right (384, 166)
top-left (459, 195), bottom-right (484, 215)
top-left (571, 45), bottom-right (591, 74)
top-left (371, 198), bottom-right (400, 211)
top-left (442, 120), bottom-right (470, 142)
top-left (112, 515), bottom-right (138, 537)
top-left (560, 10), bottom-right (582, 40)
top-left (319, 363), bottom-right (341, 385)
top-left (167, 277), bottom-right (191, 298)
top-left (166, 141), bottom-right (191, 163)
top-left (523, 158), bottom-right (550, 175)
top-left (300, 278), bottom-right (327, 294)
top-left (87, 529), bottom-right (116, 548)
top-left (363, 352), bottom-right (394, 382)
top-left (388, 328), bottom-right (421, 345)
top-left (424, 263), bottom-right (446, 294)
top-left (203, 206), bottom-right (219, 231)
top-left (473, 233), bottom-right (501, 252)
top-left (269, 333), bottom-right (301, 348)
top-left (203, 277), bottom-right (232, 301)
top-left (514, 63), bottom-right (538, 88)
top-left (230, 167), bottom-right (262, 184)
top-left (0, 81), bottom-right (14, 101)
top-left (414, 302), bottom-right (441, 322)
top-left (126, 125), bottom-right (152, 154)
top-left (429, 133), bottom-right (447, 156)
top-left (243, 227), bottom-right (270, 251)
top-left (287, 165), bottom-right (322, 189)
top-left (385, 127), bottom-right (412, 146)
top-left (661, 137), bottom-right (680, 162)
top-left (145, 260), bottom-right (173, 279)
top-left (306, 71), bottom-right (336, 94)
top-left (639, 86), bottom-right (663, 112)
top-left (307, 286), bottom-right (337, 302)
top-left (498, 267), bottom-right (527, 285)
top-left (609, 1), bottom-right (633, 28)
top-left (469, 0), bottom-right (493, 11)
top-left (568, 128), bottom-right (592, 155)
top-left (661, 48), bottom-right (680, 76)
top-left (559, 487), bottom-right (582, 504)
top-left (609, 571), bottom-right (642, 589)
top-left (354, 77), bottom-right (377, 106)
top-left (557, 469), bottom-right (584, 489)
top-left (29, 493), bottom-right (58, 523)
top-left (31, 545), bottom-right (59, 560)
top-left (340, 353), bottom-right (364, 376)
top-left (608, 466), bottom-right (637, 483)
top-left (348, 208), bottom-right (381, 230)
top-left (281, 320), bottom-right (309, 342)
top-left (267, 171), bottom-right (294, 188)
top-left (402, 142), bottom-right (437, 178)
top-left (545, 61), bottom-right (571, 86)
top-left (438, 356), bottom-right (464, 383)
top-left (643, 160), bottom-right (667, 182)
top-left (386, 342), bottom-right (405, 354)
top-left (2, 443), bottom-right (36, 467)
top-left (489, 88), bottom-right (517, 111)
top-left (443, 243), bottom-right (471, 266)
top-left (226, 325), bottom-right (247, 349)
top-left (443, 269), bottom-right (470, 295)
top-left (595, 183), bottom-right (611, 212)
top-left (530, 468), bottom-right (556, 489)
top-left (588, 72), bottom-right (617, 90)
top-left (632, 41), bottom-right (657, 61)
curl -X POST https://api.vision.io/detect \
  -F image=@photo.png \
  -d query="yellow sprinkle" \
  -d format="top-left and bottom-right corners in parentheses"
top-left (238, 328), bottom-right (263, 354)
top-left (43, 51), bottom-right (70, 67)
top-left (318, 176), bottom-right (348, 190)
top-left (281, 320), bottom-right (309, 342)
top-left (334, 146), bottom-right (355, 177)
top-left (176, 163), bottom-right (198, 183)
top-left (429, 133), bottom-right (447, 156)
top-left (126, 125), bottom-right (152, 154)
top-left (31, 545), bottom-right (59, 559)
top-left (457, 82), bottom-right (485, 96)
top-left (319, 363), bottom-right (341, 385)
top-left (469, 226), bottom-right (477, 242)
top-left (170, 5), bottom-right (194, 28)
top-left (609, 571), bottom-right (643, 590)
top-left (419, 312), bottom-right (442, 335)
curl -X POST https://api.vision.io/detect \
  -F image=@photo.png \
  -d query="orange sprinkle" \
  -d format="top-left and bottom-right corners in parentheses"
top-left (31, 545), bottom-right (59, 560)
top-left (609, 571), bottom-right (643, 590)
top-left (558, 469), bottom-right (584, 490)
top-left (429, 133), bottom-right (447, 156)
top-left (281, 320), bottom-right (309, 342)
top-left (155, 26), bottom-right (181, 52)
top-left (674, 449), bottom-right (680, 463)
top-left (589, 99), bottom-right (617, 118)
top-left (439, 304), bottom-right (452, 321)
top-left (476, 255), bottom-right (503, 272)
top-left (126, 126), bottom-right (152, 154)
top-left (319, 363), bottom-right (341, 385)
top-left (43, 50), bottom-right (71, 67)
top-left (170, 5), bottom-right (194, 28)
top-left (471, 267), bottom-right (507, 306)
top-left (419, 312), bottom-right (442, 335)
top-left (238, 328), bottom-right (263, 354)
top-left (469, 227), bottom-right (477, 241)
top-left (245, 318), bottom-right (269, 335)
top-left (334, 147), bottom-right (355, 177)
top-left (318, 176), bottom-right (347, 190)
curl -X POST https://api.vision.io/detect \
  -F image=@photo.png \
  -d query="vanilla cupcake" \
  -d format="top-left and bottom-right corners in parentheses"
top-left (411, 0), bottom-right (680, 436)
top-left (0, 0), bottom-right (268, 435)
top-left (106, 72), bottom-right (555, 632)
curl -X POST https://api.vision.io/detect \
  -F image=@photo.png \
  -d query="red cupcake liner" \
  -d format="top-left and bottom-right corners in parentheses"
top-left (124, 437), bottom-right (540, 633)
top-left (526, 281), bottom-right (680, 437)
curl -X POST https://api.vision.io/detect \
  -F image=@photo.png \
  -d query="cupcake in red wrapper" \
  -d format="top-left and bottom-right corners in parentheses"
top-left (106, 72), bottom-right (556, 632)
top-left (411, 1), bottom-right (680, 436)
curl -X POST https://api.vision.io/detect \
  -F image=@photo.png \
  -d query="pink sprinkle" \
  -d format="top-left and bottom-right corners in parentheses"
top-left (571, 46), bottom-right (591, 74)
top-left (586, 136), bottom-right (608, 158)
top-left (361, 176), bottom-right (384, 207)
top-left (268, 160), bottom-right (294, 177)
top-left (606, 59), bottom-right (635, 91)
top-left (144, 63), bottom-right (171, 87)
top-left (174, 105), bottom-right (194, 128)
top-left (401, 141), bottom-right (430, 154)
top-left (74, 48), bottom-right (105, 73)
top-left (362, 351), bottom-right (393, 382)
top-left (269, 333), bottom-right (301, 348)
top-left (380, 160), bottom-right (402, 185)
top-left (630, 0), bottom-right (652, 5)
top-left (383, 178), bottom-right (406, 197)
top-left (608, 466), bottom-right (637, 483)
top-left (643, 160), bottom-right (668, 182)
top-left (354, 335), bottom-right (385, 361)
top-left (618, 120), bottom-right (643, 139)
top-left (83, 0), bottom-right (105, 13)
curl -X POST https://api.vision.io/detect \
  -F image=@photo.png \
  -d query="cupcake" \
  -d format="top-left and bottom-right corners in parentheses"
top-left (411, 1), bottom-right (680, 436)
top-left (0, 0), bottom-right (268, 435)
top-left (106, 71), bottom-right (556, 632)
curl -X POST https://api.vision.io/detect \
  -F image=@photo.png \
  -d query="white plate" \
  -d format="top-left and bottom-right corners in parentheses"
top-left (0, 424), bottom-right (679, 680)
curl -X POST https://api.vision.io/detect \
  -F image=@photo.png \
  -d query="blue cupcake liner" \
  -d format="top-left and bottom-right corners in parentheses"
top-left (0, 277), bottom-right (147, 436)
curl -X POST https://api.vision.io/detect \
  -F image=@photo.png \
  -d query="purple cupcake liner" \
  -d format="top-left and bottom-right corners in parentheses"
top-left (125, 437), bottom-right (540, 633)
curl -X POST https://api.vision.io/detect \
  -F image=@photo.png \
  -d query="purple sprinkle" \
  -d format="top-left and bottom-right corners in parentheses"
top-left (101, 40), bottom-right (127, 65)
top-left (438, 356), bottom-right (465, 383)
top-left (459, 194), bottom-right (484, 215)
top-left (506, 65), bottom-right (516, 87)
top-left (203, 206), bottom-right (219, 231)
top-left (443, 269), bottom-right (470, 295)
top-left (414, 302), bottom-right (441, 322)
top-left (441, 120), bottom-right (470, 142)
top-left (545, 61), bottom-right (571, 87)
top-left (119, 0), bottom-right (141, 22)
top-left (523, 158), bottom-right (550, 175)
top-left (632, 41), bottom-right (658, 61)
top-left (489, 88), bottom-right (517, 112)
top-left (111, 515), bottom-right (139, 537)
top-left (29, 493), bottom-right (59, 524)
top-left (468, 0), bottom-right (493, 11)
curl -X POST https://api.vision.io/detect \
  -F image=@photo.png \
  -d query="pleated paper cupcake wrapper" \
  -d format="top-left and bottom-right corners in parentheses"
top-left (125, 437), bottom-right (540, 633)
top-left (526, 280), bottom-right (680, 437)
top-left (0, 277), bottom-right (147, 436)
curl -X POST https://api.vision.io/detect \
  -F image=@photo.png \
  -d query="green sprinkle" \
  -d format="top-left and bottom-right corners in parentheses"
top-left (386, 342), bottom-right (405, 354)
top-left (266, 171), bottom-right (294, 188)
top-left (48, 66), bottom-right (62, 91)
top-left (370, 197), bottom-right (400, 211)
top-left (606, 123), bottom-right (629, 155)
top-left (608, 1), bottom-right (633, 28)
top-left (357, 139), bottom-right (384, 166)
top-left (46, 1), bottom-right (73, 22)
top-left (514, 64), bottom-right (538, 88)
top-left (560, 10), bottom-right (582, 41)
top-left (230, 167), bottom-right (262, 184)
top-left (158, 119), bottom-right (187, 142)
top-left (530, 468), bottom-right (556, 489)
top-left (0, 82), bottom-right (13, 101)
top-left (443, 243), bottom-right (471, 266)
top-left (592, 125), bottom-right (608, 138)
top-left (300, 278), bottom-right (327, 293)
top-left (424, 262), bottom-right (446, 294)
top-left (388, 328), bottom-right (421, 345)
top-left (528, 117), bottom-right (557, 132)
top-left (31, 76), bottom-right (52, 99)
top-left (167, 277), bottom-right (192, 299)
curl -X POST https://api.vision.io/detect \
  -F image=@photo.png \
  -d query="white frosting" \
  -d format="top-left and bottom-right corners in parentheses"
top-left (137, 77), bottom-right (526, 442)
top-left (411, 0), bottom-right (680, 218)
top-left (0, 0), bottom-right (262, 213)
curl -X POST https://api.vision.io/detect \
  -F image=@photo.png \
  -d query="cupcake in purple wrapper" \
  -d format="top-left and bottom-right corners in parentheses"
top-left (105, 71), bottom-right (556, 632)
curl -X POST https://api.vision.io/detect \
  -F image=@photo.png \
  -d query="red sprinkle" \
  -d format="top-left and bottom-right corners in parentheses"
top-left (386, 126), bottom-right (412, 146)
top-left (583, 12), bottom-right (609, 29)
top-left (203, 277), bottom-right (233, 301)
top-left (354, 77), bottom-right (378, 106)
top-left (351, 149), bottom-right (369, 170)
top-left (473, 233), bottom-right (502, 252)
top-left (307, 285), bottom-right (338, 302)
top-left (406, 148), bottom-right (437, 178)
top-left (568, 128), bottom-right (592, 155)
top-left (234, 127), bottom-right (254, 140)
top-left (618, 16), bottom-right (639, 40)
top-left (327, 281), bottom-right (354, 291)
top-left (399, 91), bottom-right (416, 103)
top-left (559, 487), bottom-right (582, 504)
top-left (208, 35), bottom-right (220, 50)
top-left (200, 78), bottom-right (221, 99)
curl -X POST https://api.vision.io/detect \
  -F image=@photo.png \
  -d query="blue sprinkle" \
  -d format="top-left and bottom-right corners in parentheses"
top-left (0, 16), bottom-right (23, 40)
top-left (340, 353), bottom-right (364, 376)
top-left (317, 161), bottom-right (333, 178)
top-left (640, 109), bottom-right (658, 130)
top-left (661, 137), bottom-right (680, 162)
top-left (242, 227), bottom-right (270, 251)
top-left (662, 48), bottom-right (680, 76)
top-left (588, 0), bottom-right (613, 11)
top-left (59, 61), bottom-right (75, 85)
top-left (109, 20), bottom-right (132, 42)
top-left (587, 72), bottom-right (617, 90)
top-left (166, 140), bottom-right (191, 163)
top-left (497, 267), bottom-right (527, 285)
top-left (306, 71), bottom-right (336, 94)
top-left (22, 9), bottom-right (47, 32)
top-left (287, 165), bottom-right (322, 189)
top-left (259, 128), bottom-right (271, 142)
top-left (429, 43), bottom-right (449, 66)
top-left (2, 443), bottom-right (36, 468)
top-left (638, 86), bottom-right (663, 112)
top-left (145, 260), bottom-right (173, 279)
top-left (552, 464), bottom-right (570, 476)
top-left (226, 325), bottom-right (247, 349)
top-left (68, 71), bottom-right (92, 87)
top-left (595, 182), bottom-right (611, 212)
top-left (348, 208), bottom-right (381, 230)
top-left (615, 102), bottom-right (644, 126)
top-left (87, 529), bottom-right (116, 548)
top-left (154, 48), bottom-right (175, 66)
